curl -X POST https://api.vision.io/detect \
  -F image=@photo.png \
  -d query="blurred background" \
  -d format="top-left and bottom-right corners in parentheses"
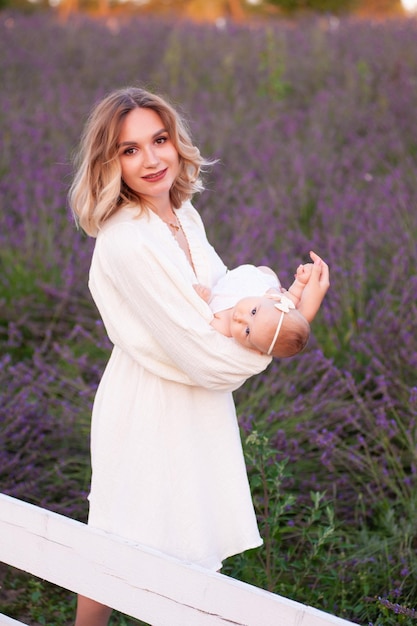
top-left (2, 0), bottom-right (417, 20)
top-left (1, 0), bottom-right (417, 624)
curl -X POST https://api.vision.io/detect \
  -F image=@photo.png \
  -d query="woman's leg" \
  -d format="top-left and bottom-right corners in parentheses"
top-left (75, 595), bottom-right (113, 626)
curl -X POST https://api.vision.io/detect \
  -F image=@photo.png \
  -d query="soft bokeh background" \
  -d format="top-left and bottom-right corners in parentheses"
top-left (1, 2), bottom-right (417, 624)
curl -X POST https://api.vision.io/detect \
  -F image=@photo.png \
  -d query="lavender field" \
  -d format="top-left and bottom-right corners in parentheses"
top-left (1, 9), bottom-right (417, 625)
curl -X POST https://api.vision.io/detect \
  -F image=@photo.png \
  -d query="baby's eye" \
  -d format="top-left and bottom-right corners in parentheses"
top-left (245, 327), bottom-right (250, 336)
top-left (251, 307), bottom-right (257, 316)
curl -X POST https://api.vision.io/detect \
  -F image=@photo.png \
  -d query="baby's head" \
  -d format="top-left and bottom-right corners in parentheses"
top-left (230, 294), bottom-right (310, 358)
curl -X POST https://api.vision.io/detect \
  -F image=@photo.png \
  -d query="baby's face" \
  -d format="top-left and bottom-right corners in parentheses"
top-left (230, 296), bottom-right (282, 354)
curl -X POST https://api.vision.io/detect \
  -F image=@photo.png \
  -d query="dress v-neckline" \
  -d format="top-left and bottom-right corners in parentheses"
top-left (154, 209), bottom-right (196, 277)
top-left (172, 212), bottom-right (196, 275)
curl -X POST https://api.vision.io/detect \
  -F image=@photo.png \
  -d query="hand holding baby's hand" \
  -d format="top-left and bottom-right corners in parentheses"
top-left (297, 251), bottom-right (330, 322)
top-left (308, 251), bottom-right (330, 293)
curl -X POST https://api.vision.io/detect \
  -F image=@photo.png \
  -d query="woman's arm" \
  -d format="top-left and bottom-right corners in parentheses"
top-left (90, 222), bottom-right (272, 391)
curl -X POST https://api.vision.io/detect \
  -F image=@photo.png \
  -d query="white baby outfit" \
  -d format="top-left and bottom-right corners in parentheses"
top-left (209, 264), bottom-right (280, 314)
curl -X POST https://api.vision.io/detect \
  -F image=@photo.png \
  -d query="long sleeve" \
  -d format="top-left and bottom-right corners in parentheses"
top-left (89, 207), bottom-right (272, 392)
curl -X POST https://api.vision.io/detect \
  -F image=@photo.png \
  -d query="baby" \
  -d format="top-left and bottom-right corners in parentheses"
top-left (194, 252), bottom-right (319, 358)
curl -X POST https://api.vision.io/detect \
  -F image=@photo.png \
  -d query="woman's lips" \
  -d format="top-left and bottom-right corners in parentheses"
top-left (142, 168), bottom-right (167, 182)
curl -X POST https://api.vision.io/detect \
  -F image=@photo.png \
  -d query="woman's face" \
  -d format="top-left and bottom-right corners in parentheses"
top-left (117, 107), bottom-right (180, 210)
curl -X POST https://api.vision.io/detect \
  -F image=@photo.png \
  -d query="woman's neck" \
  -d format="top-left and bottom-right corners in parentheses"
top-left (148, 198), bottom-right (174, 222)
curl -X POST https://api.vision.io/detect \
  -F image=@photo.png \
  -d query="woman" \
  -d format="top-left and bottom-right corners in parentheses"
top-left (69, 86), bottom-right (278, 626)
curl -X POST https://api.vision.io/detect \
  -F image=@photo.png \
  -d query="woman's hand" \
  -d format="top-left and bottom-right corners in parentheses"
top-left (297, 251), bottom-right (330, 323)
top-left (193, 283), bottom-right (212, 303)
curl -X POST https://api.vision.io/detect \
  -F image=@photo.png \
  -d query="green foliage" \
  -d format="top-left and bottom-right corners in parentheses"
top-left (223, 432), bottom-right (342, 607)
top-left (0, 571), bottom-right (76, 626)
top-left (224, 431), bottom-right (417, 625)
top-left (265, 0), bottom-right (358, 14)
top-left (257, 27), bottom-right (292, 100)
top-left (0, 566), bottom-right (147, 626)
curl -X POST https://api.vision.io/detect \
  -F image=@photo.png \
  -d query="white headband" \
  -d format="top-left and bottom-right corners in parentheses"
top-left (266, 295), bottom-right (295, 356)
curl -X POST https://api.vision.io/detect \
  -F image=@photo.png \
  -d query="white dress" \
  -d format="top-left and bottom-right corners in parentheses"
top-left (209, 264), bottom-right (281, 314)
top-left (87, 200), bottom-right (272, 570)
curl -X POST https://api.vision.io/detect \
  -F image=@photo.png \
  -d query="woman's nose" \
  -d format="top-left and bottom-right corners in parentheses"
top-left (143, 146), bottom-right (159, 167)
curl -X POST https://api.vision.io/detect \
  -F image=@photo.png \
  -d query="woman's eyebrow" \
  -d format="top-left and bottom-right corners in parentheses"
top-left (118, 128), bottom-right (168, 148)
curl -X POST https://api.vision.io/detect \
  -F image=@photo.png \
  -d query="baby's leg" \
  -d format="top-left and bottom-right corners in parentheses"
top-left (257, 266), bottom-right (281, 287)
top-left (257, 265), bottom-right (277, 277)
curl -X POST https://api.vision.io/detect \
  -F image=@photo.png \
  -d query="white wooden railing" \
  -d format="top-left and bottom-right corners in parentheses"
top-left (0, 493), bottom-right (356, 626)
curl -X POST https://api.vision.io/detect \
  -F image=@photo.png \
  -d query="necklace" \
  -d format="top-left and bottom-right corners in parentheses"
top-left (166, 219), bottom-right (180, 232)
top-left (163, 211), bottom-right (181, 234)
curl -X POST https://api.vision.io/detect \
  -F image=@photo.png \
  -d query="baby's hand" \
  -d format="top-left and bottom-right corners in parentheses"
top-left (193, 283), bottom-right (212, 303)
top-left (295, 262), bottom-right (313, 285)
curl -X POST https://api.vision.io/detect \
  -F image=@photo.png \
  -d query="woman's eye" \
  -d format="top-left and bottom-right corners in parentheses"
top-left (156, 136), bottom-right (168, 144)
top-left (123, 147), bottom-right (137, 156)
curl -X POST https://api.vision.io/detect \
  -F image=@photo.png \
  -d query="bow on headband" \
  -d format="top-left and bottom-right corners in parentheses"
top-left (272, 294), bottom-right (295, 313)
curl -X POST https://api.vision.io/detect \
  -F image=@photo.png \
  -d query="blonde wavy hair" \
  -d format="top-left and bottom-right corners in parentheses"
top-left (69, 87), bottom-right (209, 237)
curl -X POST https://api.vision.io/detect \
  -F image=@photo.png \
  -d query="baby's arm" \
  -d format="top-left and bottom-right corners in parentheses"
top-left (193, 283), bottom-right (212, 303)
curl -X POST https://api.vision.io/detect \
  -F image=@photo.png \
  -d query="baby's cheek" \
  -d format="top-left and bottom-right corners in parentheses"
top-left (234, 335), bottom-right (246, 347)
